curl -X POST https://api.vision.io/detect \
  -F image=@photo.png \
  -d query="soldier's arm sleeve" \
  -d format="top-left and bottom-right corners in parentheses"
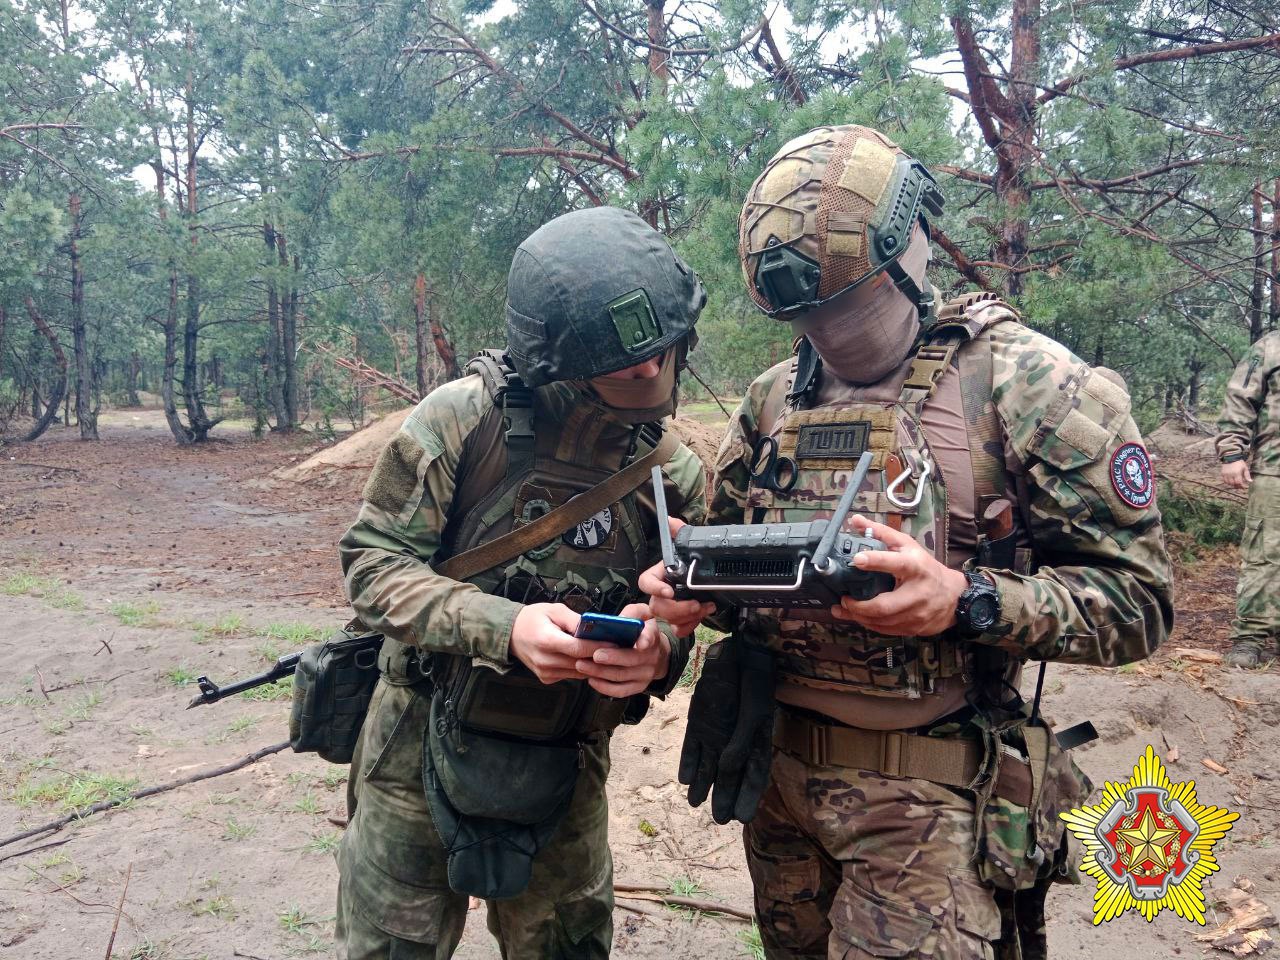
top-left (1215, 339), bottom-right (1271, 462)
top-left (976, 329), bottom-right (1175, 666)
top-left (700, 370), bottom-right (784, 634)
top-left (339, 381), bottom-right (521, 662)
top-left (648, 442), bottom-right (708, 697)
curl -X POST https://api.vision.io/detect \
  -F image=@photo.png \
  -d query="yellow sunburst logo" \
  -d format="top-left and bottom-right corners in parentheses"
top-left (1061, 745), bottom-right (1239, 925)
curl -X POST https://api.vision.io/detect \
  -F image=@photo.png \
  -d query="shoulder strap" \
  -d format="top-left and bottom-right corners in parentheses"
top-left (466, 349), bottom-right (534, 479)
top-left (435, 429), bottom-right (681, 583)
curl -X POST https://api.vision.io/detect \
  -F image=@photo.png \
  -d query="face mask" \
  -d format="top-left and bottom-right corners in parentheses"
top-left (799, 226), bottom-right (931, 385)
top-left (580, 347), bottom-right (678, 424)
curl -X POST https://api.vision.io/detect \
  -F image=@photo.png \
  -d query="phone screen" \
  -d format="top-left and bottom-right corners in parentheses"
top-left (575, 613), bottom-right (644, 648)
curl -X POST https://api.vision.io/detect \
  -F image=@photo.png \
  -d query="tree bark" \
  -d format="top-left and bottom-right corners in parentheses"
top-left (11, 297), bottom-right (68, 442)
top-left (1271, 177), bottom-right (1279, 334)
top-left (180, 25), bottom-right (217, 442)
top-left (162, 269), bottom-right (193, 444)
top-left (279, 234), bottom-right (298, 430)
top-left (264, 220), bottom-right (286, 428)
top-left (413, 272), bottom-right (430, 398)
top-left (426, 286), bottom-right (461, 381)
top-left (126, 351), bottom-right (141, 406)
top-left (646, 0), bottom-right (669, 94)
top-left (1251, 183), bottom-right (1265, 343)
top-left (68, 194), bottom-right (97, 439)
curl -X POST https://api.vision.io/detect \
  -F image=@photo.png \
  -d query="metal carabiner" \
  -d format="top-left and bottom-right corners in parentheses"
top-left (885, 450), bottom-right (933, 509)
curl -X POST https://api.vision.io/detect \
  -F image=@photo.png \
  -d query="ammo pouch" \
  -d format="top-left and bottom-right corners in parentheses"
top-left (288, 629), bottom-right (382, 764)
top-left (971, 710), bottom-right (1093, 892)
top-left (423, 684), bottom-right (580, 899)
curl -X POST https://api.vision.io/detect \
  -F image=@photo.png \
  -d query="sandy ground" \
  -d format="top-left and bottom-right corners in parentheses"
top-left (0, 410), bottom-right (1276, 960)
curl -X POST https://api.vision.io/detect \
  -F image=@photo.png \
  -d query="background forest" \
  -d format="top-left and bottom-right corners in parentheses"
top-left (1, 0), bottom-right (1278, 444)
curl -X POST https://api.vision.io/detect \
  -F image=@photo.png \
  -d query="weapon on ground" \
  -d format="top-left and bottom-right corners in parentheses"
top-left (186, 631), bottom-right (382, 709)
top-left (651, 450), bottom-right (894, 610)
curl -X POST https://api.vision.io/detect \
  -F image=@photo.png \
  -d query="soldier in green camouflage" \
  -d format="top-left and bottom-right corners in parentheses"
top-left (336, 207), bottom-right (708, 959)
top-left (643, 125), bottom-right (1174, 960)
top-left (1216, 331), bottom-right (1280, 668)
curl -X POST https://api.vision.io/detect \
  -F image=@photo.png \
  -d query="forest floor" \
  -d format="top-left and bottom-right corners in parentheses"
top-left (0, 407), bottom-right (1277, 960)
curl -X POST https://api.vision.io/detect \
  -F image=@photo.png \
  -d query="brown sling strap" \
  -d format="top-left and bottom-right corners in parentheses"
top-left (435, 429), bottom-right (681, 583)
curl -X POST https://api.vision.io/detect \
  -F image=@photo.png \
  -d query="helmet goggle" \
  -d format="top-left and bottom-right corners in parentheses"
top-left (752, 158), bottom-right (945, 321)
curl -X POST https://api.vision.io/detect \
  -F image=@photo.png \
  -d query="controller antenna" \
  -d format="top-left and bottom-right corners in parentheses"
top-left (651, 466), bottom-right (687, 579)
top-left (813, 451), bottom-right (874, 574)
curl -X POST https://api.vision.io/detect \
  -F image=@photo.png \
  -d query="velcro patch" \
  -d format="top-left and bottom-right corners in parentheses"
top-left (1110, 443), bottom-right (1154, 509)
top-left (794, 421), bottom-right (871, 460)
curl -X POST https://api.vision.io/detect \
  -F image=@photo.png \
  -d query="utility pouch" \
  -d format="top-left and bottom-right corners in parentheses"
top-left (972, 711), bottom-right (1092, 892)
top-left (423, 686), bottom-right (579, 899)
top-left (449, 657), bottom-right (588, 741)
top-left (288, 629), bottom-right (382, 764)
top-left (447, 655), bottom-right (647, 739)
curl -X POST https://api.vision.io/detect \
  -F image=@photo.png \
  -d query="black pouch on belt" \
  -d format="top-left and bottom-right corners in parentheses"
top-left (422, 682), bottom-right (580, 900)
top-left (288, 629), bottom-right (383, 764)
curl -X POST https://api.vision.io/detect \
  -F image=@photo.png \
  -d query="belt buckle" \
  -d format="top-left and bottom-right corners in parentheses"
top-left (879, 731), bottom-right (904, 778)
top-left (808, 722), bottom-right (829, 767)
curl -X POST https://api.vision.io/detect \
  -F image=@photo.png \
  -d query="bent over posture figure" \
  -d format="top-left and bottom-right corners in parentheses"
top-left (1217, 331), bottom-right (1280, 668)
top-left (337, 207), bottom-right (707, 959)
top-left (644, 125), bottom-right (1174, 960)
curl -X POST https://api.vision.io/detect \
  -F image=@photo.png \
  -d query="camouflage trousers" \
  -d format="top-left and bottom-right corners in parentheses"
top-left (745, 746), bottom-right (1002, 960)
top-left (336, 680), bottom-right (615, 959)
top-left (1232, 474), bottom-right (1280, 649)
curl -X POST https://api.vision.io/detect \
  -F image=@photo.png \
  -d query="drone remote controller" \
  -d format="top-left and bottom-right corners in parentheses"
top-left (652, 451), bottom-right (895, 610)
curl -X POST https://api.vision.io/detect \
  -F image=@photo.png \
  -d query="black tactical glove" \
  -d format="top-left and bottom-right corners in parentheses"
top-left (678, 639), bottom-right (776, 825)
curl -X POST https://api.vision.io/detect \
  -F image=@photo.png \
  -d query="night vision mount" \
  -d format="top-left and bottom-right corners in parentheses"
top-left (651, 451), bottom-right (894, 610)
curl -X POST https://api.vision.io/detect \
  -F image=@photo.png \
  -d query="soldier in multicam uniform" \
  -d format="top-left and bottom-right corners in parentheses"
top-left (337, 207), bottom-right (707, 959)
top-left (1217, 331), bottom-right (1280, 668)
top-left (643, 125), bottom-right (1174, 960)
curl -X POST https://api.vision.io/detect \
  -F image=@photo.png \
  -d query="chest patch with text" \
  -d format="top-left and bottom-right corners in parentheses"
top-left (794, 421), bottom-right (871, 461)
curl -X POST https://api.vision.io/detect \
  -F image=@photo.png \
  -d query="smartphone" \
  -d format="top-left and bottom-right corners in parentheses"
top-left (575, 612), bottom-right (644, 648)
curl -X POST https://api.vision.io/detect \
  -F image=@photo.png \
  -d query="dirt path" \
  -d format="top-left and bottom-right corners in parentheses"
top-left (1, 413), bottom-right (1276, 959)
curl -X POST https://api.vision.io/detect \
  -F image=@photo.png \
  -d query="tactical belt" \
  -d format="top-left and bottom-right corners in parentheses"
top-left (775, 709), bottom-right (1033, 806)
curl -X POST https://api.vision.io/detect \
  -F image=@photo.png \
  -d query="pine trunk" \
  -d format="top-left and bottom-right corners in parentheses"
top-left (68, 194), bottom-right (97, 439)
top-left (1251, 183), bottom-right (1265, 343)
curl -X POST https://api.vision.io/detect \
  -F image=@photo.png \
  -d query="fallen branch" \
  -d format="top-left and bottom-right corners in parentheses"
top-left (0, 837), bottom-right (70, 866)
top-left (613, 883), bottom-right (753, 921)
top-left (0, 741), bottom-right (290, 851)
top-left (103, 862), bottom-right (132, 960)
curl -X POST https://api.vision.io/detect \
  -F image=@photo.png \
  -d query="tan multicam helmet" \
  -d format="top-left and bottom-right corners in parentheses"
top-left (738, 124), bottom-right (944, 320)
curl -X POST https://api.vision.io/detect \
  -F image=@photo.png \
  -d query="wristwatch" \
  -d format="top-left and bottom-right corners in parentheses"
top-left (955, 570), bottom-right (1001, 638)
top-left (1220, 453), bottom-right (1246, 464)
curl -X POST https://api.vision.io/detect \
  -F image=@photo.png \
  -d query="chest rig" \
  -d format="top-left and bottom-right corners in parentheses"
top-left (410, 351), bottom-right (668, 742)
top-left (745, 293), bottom-right (1019, 701)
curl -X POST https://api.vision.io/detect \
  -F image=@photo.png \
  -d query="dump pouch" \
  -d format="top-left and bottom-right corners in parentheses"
top-left (423, 687), bottom-right (579, 899)
top-left (971, 710), bottom-right (1092, 892)
top-left (288, 630), bottom-right (383, 764)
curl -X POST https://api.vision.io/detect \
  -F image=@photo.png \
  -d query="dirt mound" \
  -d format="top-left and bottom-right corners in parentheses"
top-left (1147, 419), bottom-right (1216, 459)
top-left (272, 407), bottom-right (411, 490)
top-left (669, 415), bottom-right (723, 478)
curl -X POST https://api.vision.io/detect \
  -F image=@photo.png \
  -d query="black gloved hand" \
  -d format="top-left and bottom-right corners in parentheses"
top-left (710, 644), bottom-right (775, 825)
top-left (678, 640), bottom-right (740, 808)
top-left (677, 638), bottom-right (776, 825)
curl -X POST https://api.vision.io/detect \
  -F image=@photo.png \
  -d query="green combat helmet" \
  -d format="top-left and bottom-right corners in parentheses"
top-left (738, 125), bottom-right (945, 321)
top-left (504, 206), bottom-right (706, 387)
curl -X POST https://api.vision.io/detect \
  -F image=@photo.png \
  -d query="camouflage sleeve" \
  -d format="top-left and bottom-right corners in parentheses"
top-left (978, 324), bottom-right (1174, 666)
top-left (700, 362), bottom-right (792, 633)
top-left (652, 440), bottom-right (709, 693)
top-left (339, 376), bottom-right (522, 662)
top-left (1216, 337), bottom-right (1273, 462)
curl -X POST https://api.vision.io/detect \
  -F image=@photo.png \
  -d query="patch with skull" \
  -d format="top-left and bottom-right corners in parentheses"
top-left (1110, 443), bottom-right (1154, 509)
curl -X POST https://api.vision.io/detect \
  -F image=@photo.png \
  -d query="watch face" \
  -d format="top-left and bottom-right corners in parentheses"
top-left (968, 594), bottom-right (999, 629)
